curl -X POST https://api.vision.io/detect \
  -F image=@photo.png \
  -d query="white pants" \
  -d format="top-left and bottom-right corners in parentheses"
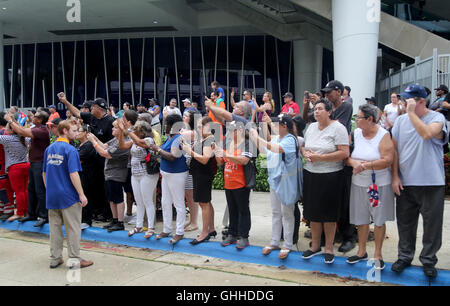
top-left (270, 189), bottom-right (295, 250)
top-left (131, 174), bottom-right (159, 229)
top-left (161, 170), bottom-right (188, 235)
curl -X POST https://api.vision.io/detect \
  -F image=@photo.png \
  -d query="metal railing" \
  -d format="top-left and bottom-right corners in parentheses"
top-left (378, 48), bottom-right (449, 108)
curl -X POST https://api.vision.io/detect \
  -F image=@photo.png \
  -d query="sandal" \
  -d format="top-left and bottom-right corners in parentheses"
top-left (128, 228), bottom-right (143, 237)
top-left (155, 232), bottom-right (170, 240)
top-left (278, 249), bottom-right (291, 260)
top-left (169, 234), bottom-right (184, 245)
top-left (184, 225), bottom-right (199, 232)
top-left (144, 230), bottom-right (155, 239)
top-left (262, 245), bottom-right (280, 256)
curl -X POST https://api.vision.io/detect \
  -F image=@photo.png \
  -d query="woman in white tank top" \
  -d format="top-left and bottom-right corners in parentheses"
top-left (345, 104), bottom-right (395, 270)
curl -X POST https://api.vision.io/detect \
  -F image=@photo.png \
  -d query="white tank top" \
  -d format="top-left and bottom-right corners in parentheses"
top-left (351, 127), bottom-right (391, 187)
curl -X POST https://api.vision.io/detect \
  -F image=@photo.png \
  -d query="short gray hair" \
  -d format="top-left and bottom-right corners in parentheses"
top-left (239, 101), bottom-right (252, 119)
top-left (134, 120), bottom-right (153, 138)
top-left (359, 104), bottom-right (379, 123)
top-left (137, 113), bottom-right (153, 125)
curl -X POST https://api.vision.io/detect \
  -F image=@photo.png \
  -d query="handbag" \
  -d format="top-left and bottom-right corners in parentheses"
top-left (244, 158), bottom-right (257, 189)
top-left (143, 149), bottom-right (161, 175)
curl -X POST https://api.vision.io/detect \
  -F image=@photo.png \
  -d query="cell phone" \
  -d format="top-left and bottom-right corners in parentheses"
top-left (304, 92), bottom-right (310, 99)
top-left (86, 125), bottom-right (92, 133)
top-left (57, 93), bottom-right (64, 98)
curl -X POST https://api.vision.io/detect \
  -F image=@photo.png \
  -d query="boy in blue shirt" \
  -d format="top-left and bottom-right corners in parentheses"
top-left (43, 120), bottom-right (93, 269)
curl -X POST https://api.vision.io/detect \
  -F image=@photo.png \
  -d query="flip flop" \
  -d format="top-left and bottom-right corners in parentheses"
top-left (262, 245), bottom-right (280, 256)
top-left (278, 249), bottom-right (291, 260)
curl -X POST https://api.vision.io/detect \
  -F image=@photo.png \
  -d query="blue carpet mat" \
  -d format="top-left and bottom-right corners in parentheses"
top-left (1, 220), bottom-right (449, 286)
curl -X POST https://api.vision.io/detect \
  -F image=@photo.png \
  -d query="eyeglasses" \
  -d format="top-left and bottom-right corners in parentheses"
top-left (355, 116), bottom-right (368, 120)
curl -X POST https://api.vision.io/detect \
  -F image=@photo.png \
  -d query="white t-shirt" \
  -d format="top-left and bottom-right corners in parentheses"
top-left (383, 103), bottom-right (402, 127)
top-left (163, 106), bottom-right (182, 117)
top-left (303, 121), bottom-right (349, 173)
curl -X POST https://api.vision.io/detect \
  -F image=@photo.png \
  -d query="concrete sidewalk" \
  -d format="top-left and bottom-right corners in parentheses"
top-left (1, 190), bottom-right (449, 286)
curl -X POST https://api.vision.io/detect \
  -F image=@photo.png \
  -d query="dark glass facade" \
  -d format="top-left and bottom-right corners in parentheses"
top-left (3, 35), bottom-right (295, 115)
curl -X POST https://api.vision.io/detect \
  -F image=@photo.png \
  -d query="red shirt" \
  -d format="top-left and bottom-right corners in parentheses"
top-left (281, 101), bottom-right (300, 115)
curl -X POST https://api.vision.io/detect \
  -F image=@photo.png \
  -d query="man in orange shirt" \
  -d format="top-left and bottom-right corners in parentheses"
top-left (208, 91), bottom-right (226, 124)
top-left (48, 105), bottom-right (60, 122)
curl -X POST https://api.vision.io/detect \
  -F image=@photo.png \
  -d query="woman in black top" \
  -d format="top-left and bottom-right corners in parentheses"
top-left (76, 124), bottom-right (97, 228)
top-left (181, 116), bottom-right (216, 245)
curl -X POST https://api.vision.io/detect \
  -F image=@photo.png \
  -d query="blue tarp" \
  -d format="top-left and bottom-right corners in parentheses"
top-left (1, 220), bottom-right (449, 286)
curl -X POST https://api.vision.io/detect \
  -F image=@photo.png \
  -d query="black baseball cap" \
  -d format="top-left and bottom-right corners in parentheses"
top-left (79, 101), bottom-right (92, 109)
top-left (283, 92), bottom-right (294, 99)
top-left (149, 98), bottom-right (159, 105)
top-left (93, 98), bottom-right (107, 110)
top-left (434, 85), bottom-right (449, 93)
top-left (272, 114), bottom-right (294, 129)
top-left (365, 97), bottom-right (377, 104)
top-left (321, 80), bottom-right (344, 93)
top-left (47, 117), bottom-right (62, 127)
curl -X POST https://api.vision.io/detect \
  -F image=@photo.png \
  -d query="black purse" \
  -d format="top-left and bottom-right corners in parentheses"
top-left (244, 158), bottom-right (257, 189)
top-left (143, 149), bottom-right (161, 175)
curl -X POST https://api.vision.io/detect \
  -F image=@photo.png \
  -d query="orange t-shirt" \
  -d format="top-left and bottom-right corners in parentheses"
top-left (48, 112), bottom-right (60, 122)
top-left (223, 149), bottom-right (246, 190)
top-left (208, 99), bottom-right (226, 124)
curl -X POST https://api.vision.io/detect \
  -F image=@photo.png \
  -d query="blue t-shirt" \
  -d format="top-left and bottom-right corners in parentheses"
top-left (183, 106), bottom-right (200, 117)
top-left (160, 134), bottom-right (188, 173)
top-left (43, 140), bottom-right (82, 210)
top-left (217, 87), bottom-right (225, 101)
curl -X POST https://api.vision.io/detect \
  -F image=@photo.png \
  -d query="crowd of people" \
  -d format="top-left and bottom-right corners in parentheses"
top-left (0, 79), bottom-right (448, 278)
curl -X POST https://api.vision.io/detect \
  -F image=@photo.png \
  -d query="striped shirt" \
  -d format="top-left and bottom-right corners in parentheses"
top-left (0, 135), bottom-right (30, 172)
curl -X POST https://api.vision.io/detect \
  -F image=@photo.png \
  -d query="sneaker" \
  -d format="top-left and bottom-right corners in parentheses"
top-left (127, 215), bottom-right (137, 225)
top-left (423, 265), bottom-right (437, 278)
top-left (324, 253), bottom-right (335, 264)
top-left (391, 260), bottom-right (411, 273)
top-left (81, 223), bottom-right (91, 230)
top-left (236, 238), bottom-right (249, 250)
top-left (346, 253), bottom-right (368, 264)
top-left (123, 214), bottom-right (133, 223)
top-left (302, 248), bottom-right (322, 259)
top-left (95, 214), bottom-right (108, 222)
top-left (221, 235), bottom-right (237, 247)
top-left (107, 222), bottom-right (125, 232)
top-left (103, 220), bottom-right (117, 229)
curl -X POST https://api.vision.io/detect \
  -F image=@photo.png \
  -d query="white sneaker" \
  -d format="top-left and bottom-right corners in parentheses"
top-left (127, 215), bottom-right (137, 225)
top-left (81, 223), bottom-right (90, 230)
top-left (123, 214), bottom-right (133, 223)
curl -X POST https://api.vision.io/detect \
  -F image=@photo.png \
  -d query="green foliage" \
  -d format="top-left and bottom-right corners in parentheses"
top-left (212, 154), bottom-right (270, 192)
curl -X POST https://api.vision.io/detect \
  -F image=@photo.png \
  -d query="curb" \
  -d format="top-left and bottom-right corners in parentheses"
top-left (1, 220), bottom-right (449, 286)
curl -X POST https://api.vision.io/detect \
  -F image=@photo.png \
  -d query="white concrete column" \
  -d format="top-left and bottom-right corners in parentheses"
top-left (332, 0), bottom-right (380, 112)
top-left (0, 22), bottom-right (4, 110)
top-left (293, 40), bottom-right (322, 112)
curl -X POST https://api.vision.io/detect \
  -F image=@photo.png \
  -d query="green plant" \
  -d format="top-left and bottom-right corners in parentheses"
top-left (212, 154), bottom-right (270, 192)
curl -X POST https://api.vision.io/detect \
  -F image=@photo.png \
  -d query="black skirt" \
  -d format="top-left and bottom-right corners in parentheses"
top-left (193, 173), bottom-right (214, 203)
top-left (303, 169), bottom-right (344, 223)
